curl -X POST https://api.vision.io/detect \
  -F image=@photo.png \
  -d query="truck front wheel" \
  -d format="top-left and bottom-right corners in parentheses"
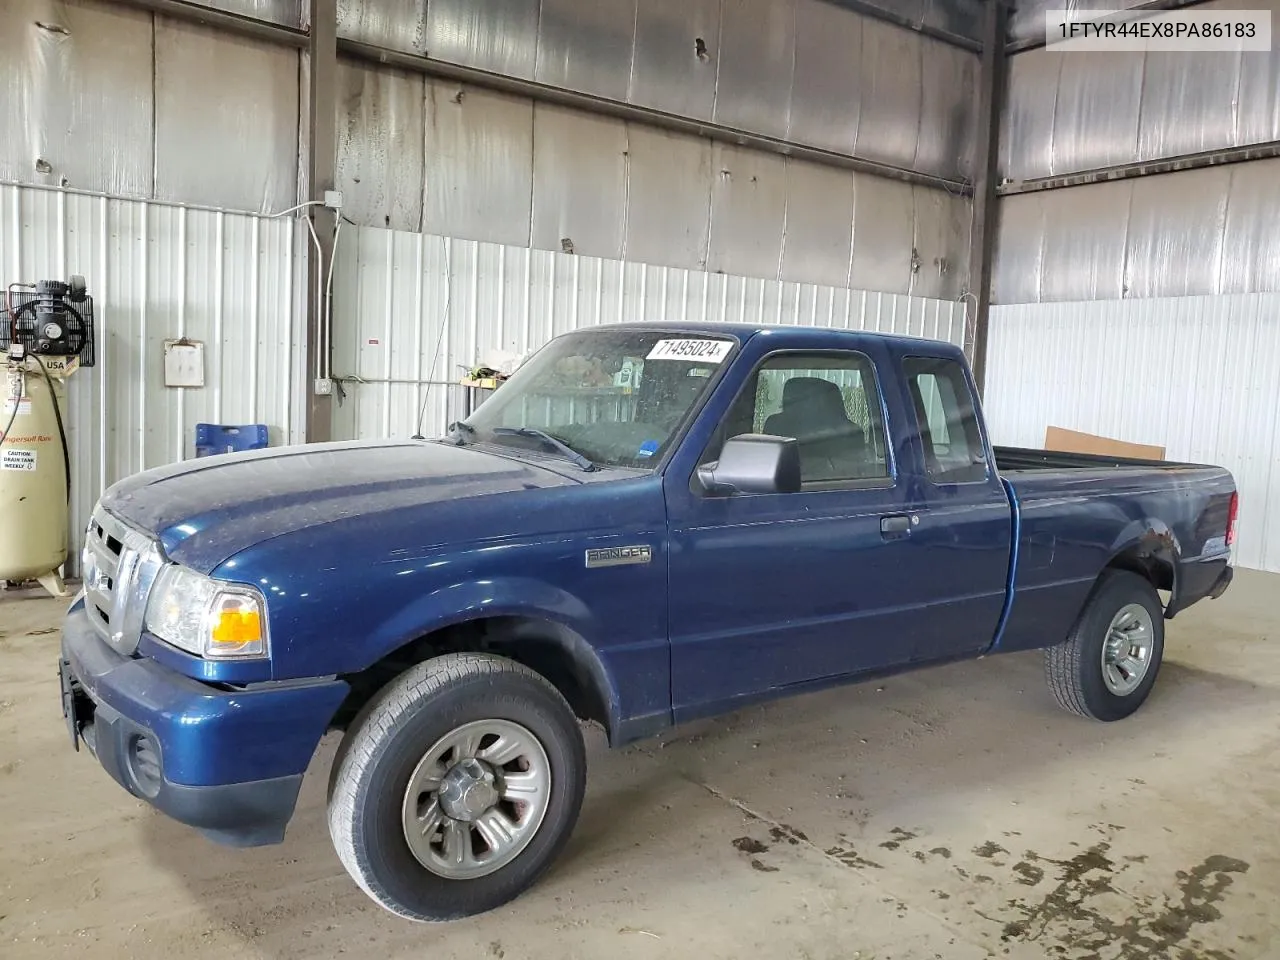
top-left (1045, 570), bottom-right (1165, 722)
top-left (327, 653), bottom-right (587, 920)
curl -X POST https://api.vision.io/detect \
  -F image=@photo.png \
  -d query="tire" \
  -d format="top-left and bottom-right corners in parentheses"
top-left (327, 653), bottom-right (587, 921)
top-left (1044, 570), bottom-right (1165, 722)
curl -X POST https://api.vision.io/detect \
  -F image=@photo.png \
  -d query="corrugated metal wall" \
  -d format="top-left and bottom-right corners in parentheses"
top-left (334, 61), bottom-right (972, 299)
top-left (1002, 0), bottom-right (1280, 180)
top-left (985, 295), bottom-right (1280, 572)
top-left (0, 0), bottom-right (301, 213)
top-left (330, 223), bottom-right (967, 441)
top-left (992, 158), bottom-right (1280, 304)
top-left (994, 0), bottom-right (1280, 304)
top-left (337, 0), bottom-right (979, 182)
top-left (0, 183), bottom-right (305, 572)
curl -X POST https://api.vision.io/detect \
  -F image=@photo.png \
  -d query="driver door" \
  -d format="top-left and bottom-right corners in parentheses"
top-left (664, 341), bottom-right (922, 721)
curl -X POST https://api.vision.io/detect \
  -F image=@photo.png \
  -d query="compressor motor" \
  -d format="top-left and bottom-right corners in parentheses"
top-left (0, 275), bottom-right (96, 597)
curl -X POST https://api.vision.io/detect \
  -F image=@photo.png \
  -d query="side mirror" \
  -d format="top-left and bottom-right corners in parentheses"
top-left (697, 434), bottom-right (801, 496)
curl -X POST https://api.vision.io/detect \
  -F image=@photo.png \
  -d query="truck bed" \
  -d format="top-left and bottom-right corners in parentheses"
top-left (989, 444), bottom-right (1235, 653)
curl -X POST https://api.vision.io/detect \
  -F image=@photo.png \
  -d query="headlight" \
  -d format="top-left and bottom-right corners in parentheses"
top-left (145, 565), bottom-right (269, 659)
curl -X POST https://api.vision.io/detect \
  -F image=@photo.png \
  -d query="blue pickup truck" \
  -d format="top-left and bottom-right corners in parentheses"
top-left (59, 322), bottom-right (1236, 920)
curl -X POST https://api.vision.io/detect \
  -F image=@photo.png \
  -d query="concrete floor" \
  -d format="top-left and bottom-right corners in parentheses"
top-left (2, 573), bottom-right (1278, 960)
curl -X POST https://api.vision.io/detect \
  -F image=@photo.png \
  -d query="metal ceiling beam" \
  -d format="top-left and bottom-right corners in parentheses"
top-left (824, 0), bottom-right (983, 51)
top-left (337, 39), bottom-right (974, 197)
top-left (105, 0), bottom-right (308, 47)
top-left (1005, 0), bottom-right (1216, 54)
top-left (965, 0), bottom-right (1007, 396)
top-left (998, 139), bottom-right (1280, 195)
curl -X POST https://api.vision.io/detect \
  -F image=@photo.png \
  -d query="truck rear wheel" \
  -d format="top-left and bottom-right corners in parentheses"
top-left (327, 653), bottom-right (587, 920)
top-left (1044, 570), bottom-right (1165, 721)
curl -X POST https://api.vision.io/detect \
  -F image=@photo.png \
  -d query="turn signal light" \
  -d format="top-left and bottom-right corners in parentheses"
top-left (208, 595), bottom-right (265, 655)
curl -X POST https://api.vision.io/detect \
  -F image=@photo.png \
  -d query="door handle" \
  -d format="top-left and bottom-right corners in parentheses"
top-left (881, 514), bottom-right (912, 536)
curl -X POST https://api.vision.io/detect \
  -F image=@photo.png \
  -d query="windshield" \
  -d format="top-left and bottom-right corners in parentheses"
top-left (460, 329), bottom-right (737, 469)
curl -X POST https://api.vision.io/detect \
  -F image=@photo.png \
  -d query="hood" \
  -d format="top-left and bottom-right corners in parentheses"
top-left (99, 440), bottom-right (577, 571)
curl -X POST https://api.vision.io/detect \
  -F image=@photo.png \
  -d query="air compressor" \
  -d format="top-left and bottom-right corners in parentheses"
top-left (0, 276), bottom-right (94, 598)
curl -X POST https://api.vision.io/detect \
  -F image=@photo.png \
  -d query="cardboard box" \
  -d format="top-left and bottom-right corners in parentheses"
top-left (1044, 426), bottom-right (1165, 461)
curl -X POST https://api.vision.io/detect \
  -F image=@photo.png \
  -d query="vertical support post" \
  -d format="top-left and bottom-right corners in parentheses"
top-left (965, 0), bottom-right (1007, 397)
top-left (305, 0), bottom-right (338, 441)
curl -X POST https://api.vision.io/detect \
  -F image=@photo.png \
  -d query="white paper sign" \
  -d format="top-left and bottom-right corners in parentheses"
top-left (164, 339), bottom-right (206, 388)
top-left (3, 398), bottom-right (32, 418)
top-left (646, 338), bottom-right (733, 363)
top-left (2, 448), bottom-right (37, 471)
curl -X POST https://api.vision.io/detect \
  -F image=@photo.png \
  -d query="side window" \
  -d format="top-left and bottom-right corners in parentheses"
top-left (708, 351), bottom-right (890, 486)
top-left (902, 356), bottom-right (988, 484)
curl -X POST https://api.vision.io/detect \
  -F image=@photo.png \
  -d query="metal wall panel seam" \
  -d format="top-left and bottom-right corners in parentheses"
top-left (249, 216), bottom-right (261, 424)
top-left (442, 237), bottom-right (454, 388)
top-left (520, 245), bottom-right (533, 354)
top-left (383, 228), bottom-right (394, 435)
top-left (139, 203), bottom-right (149, 472)
top-left (214, 211), bottom-right (225, 423)
top-left (97, 196), bottom-right (108, 496)
top-left (619, 125), bottom-right (633, 263)
top-left (277, 219), bottom-right (290, 441)
top-left (177, 206), bottom-right (187, 458)
top-left (412, 232), bottom-right (424, 430)
top-left (711, 0), bottom-right (726, 150)
top-left (777, 158), bottom-right (790, 283)
top-left (1216, 165), bottom-right (1235, 295)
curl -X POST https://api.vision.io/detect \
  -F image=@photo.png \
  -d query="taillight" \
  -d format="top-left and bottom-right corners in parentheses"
top-left (1226, 491), bottom-right (1239, 547)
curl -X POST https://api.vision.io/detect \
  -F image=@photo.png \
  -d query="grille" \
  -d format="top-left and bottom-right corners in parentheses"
top-left (82, 508), bottom-right (164, 656)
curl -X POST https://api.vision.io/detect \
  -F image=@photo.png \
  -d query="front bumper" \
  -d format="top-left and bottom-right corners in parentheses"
top-left (61, 601), bottom-right (348, 846)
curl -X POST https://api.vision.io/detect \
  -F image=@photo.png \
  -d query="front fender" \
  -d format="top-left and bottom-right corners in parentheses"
top-left (361, 575), bottom-right (621, 733)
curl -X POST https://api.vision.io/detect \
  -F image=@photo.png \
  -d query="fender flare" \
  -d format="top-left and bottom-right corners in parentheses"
top-left (1104, 518), bottom-right (1181, 608)
top-left (360, 576), bottom-right (622, 736)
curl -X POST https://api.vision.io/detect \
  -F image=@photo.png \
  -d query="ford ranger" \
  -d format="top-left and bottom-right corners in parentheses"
top-left (58, 322), bottom-right (1236, 920)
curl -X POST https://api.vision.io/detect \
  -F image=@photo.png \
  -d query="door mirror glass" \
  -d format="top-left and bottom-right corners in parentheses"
top-left (697, 434), bottom-right (801, 496)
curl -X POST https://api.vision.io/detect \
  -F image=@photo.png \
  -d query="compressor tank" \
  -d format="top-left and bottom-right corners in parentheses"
top-left (0, 359), bottom-right (69, 586)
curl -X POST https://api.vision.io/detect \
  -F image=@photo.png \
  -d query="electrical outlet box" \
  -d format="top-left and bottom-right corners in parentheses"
top-left (323, 190), bottom-right (343, 211)
top-left (314, 377), bottom-right (334, 396)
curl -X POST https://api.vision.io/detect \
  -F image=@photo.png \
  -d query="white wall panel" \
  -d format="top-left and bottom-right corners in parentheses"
top-left (330, 223), bottom-right (966, 445)
top-left (985, 295), bottom-right (1280, 572)
top-left (0, 184), bottom-right (305, 573)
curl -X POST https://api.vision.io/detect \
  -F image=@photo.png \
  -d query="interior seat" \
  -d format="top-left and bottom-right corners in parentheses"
top-left (763, 377), bottom-right (869, 482)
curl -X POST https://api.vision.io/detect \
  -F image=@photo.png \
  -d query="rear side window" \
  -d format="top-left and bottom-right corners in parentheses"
top-left (902, 357), bottom-right (988, 484)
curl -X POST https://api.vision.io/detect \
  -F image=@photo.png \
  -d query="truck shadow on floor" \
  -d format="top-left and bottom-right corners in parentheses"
top-left (136, 651), bottom-right (1278, 953)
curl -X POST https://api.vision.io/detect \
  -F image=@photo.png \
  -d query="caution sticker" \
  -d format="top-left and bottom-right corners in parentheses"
top-left (1, 449), bottom-right (37, 471)
top-left (646, 338), bottom-right (733, 363)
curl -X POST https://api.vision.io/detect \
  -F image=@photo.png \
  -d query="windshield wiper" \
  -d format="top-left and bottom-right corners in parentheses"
top-left (491, 427), bottom-right (597, 472)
